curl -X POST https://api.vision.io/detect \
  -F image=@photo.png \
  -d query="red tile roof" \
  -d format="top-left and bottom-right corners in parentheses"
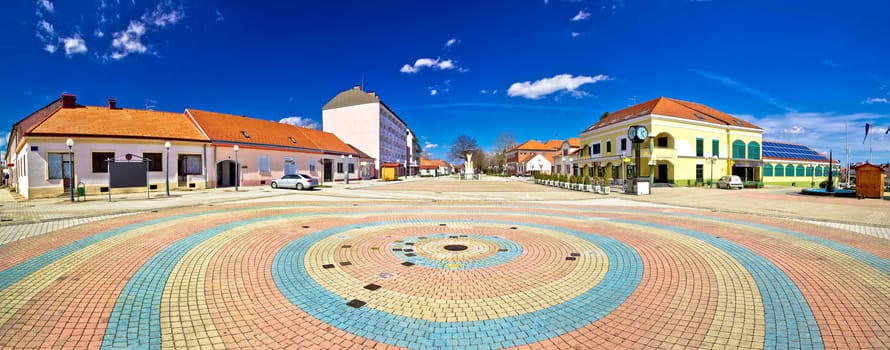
top-left (187, 109), bottom-right (357, 154)
top-left (513, 140), bottom-right (558, 152)
top-left (583, 97), bottom-right (761, 133)
top-left (567, 138), bottom-right (580, 148)
top-left (544, 140), bottom-right (563, 149)
top-left (30, 106), bottom-right (207, 141)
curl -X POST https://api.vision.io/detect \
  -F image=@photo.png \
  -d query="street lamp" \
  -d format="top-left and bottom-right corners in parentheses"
top-left (349, 154), bottom-right (353, 183)
top-left (233, 145), bottom-right (239, 191)
top-left (708, 155), bottom-right (717, 188)
top-left (164, 141), bottom-right (171, 197)
top-left (66, 138), bottom-right (74, 202)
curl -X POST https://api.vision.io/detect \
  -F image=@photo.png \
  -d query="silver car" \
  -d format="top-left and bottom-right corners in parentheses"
top-left (716, 175), bottom-right (743, 190)
top-left (270, 174), bottom-right (318, 190)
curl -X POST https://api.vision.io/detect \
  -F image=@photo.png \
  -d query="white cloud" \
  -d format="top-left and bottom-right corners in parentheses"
top-left (400, 58), bottom-right (458, 74)
top-left (61, 34), bottom-right (88, 55)
top-left (571, 10), bottom-right (591, 21)
top-left (37, 0), bottom-right (54, 13)
top-left (44, 44), bottom-right (57, 53)
top-left (215, 10), bottom-right (225, 22)
top-left (279, 116), bottom-right (320, 130)
top-left (142, 1), bottom-right (185, 27)
top-left (424, 141), bottom-right (438, 149)
top-left (36, 19), bottom-right (55, 42)
top-left (445, 38), bottom-right (458, 47)
top-left (429, 89), bottom-right (438, 96)
top-left (110, 21), bottom-right (148, 60)
top-left (507, 73), bottom-right (610, 99)
top-left (571, 32), bottom-right (580, 37)
top-left (783, 126), bottom-right (806, 135)
top-left (862, 97), bottom-right (889, 104)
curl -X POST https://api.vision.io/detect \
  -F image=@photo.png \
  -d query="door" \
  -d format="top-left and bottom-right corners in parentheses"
top-left (657, 164), bottom-right (668, 183)
top-left (323, 160), bottom-right (333, 182)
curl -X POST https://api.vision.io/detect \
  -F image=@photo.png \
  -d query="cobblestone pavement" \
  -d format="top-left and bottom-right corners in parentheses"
top-left (0, 177), bottom-right (888, 349)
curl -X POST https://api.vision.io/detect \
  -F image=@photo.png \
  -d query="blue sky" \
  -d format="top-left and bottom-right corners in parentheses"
top-left (2, 0), bottom-right (889, 164)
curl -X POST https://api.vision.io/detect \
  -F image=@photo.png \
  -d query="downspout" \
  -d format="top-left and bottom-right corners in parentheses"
top-left (204, 143), bottom-right (209, 189)
top-left (648, 136), bottom-right (654, 184)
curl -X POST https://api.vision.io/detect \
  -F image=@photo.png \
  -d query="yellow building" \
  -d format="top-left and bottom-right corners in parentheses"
top-left (578, 97), bottom-right (764, 186)
top-left (761, 141), bottom-right (835, 187)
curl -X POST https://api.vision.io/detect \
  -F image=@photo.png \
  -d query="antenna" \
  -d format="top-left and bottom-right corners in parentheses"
top-left (145, 98), bottom-right (157, 110)
top-left (360, 75), bottom-right (365, 91)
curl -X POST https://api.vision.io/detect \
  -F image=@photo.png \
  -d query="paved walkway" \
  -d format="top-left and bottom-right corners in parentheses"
top-left (0, 177), bottom-right (887, 349)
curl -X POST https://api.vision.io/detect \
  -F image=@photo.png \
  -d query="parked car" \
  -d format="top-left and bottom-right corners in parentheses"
top-left (270, 174), bottom-right (318, 190)
top-left (716, 175), bottom-right (743, 190)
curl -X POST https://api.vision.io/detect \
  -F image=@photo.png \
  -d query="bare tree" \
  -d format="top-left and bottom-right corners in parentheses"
top-left (448, 134), bottom-right (480, 163)
top-left (490, 132), bottom-right (517, 171)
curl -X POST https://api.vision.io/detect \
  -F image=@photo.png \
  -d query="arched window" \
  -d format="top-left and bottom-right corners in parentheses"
top-left (747, 141), bottom-right (760, 159)
top-left (764, 164), bottom-right (773, 176)
top-left (815, 166), bottom-right (823, 177)
top-left (805, 166), bottom-right (814, 177)
top-left (785, 164), bottom-right (795, 177)
top-left (732, 140), bottom-right (746, 158)
top-left (796, 164), bottom-right (805, 176)
top-left (775, 164), bottom-right (784, 177)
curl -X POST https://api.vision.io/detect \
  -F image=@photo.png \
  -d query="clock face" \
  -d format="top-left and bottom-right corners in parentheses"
top-left (627, 126), bottom-right (637, 141)
top-left (636, 126), bottom-right (648, 140)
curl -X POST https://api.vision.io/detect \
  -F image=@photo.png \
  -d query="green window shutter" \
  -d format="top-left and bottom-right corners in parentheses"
top-left (696, 138), bottom-right (704, 157)
top-left (712, 139), bottom-right (719, 157)
top-left (747, 142), bottom-right (760, 159)
top-left (764, 164), bottom-right (773, 176)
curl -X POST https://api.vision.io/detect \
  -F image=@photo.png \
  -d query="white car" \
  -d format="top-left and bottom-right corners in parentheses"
top-left (270, 174), bottom-right (318, 190)
top-left (716, 175), bottom-right (743, 190)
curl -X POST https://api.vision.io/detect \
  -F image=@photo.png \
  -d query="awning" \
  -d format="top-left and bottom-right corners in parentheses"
top-left (732, 159), bottom-right (764, 168)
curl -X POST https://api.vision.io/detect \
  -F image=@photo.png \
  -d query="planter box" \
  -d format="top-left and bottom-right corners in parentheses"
top-left (594, 185), bottom-right (601, 193)
top-left (603, 186), bottom-right (611, 194)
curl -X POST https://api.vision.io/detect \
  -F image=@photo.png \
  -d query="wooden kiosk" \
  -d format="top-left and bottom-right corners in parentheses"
top-left (854, 163), bottom-right (886, 199)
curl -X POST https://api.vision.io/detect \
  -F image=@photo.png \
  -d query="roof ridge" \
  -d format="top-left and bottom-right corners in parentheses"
top-left (667, 98), bottom-right (731, 126)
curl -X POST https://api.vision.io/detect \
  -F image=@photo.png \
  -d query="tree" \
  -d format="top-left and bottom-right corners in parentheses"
top-left (599, 111), bottom-right (610, 120)
top-left (448, 134), bottom-right (480, 163)
top-left (490, 132), bottom-right (517, 172)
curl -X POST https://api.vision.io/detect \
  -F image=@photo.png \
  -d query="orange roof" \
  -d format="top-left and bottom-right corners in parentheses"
top-left (187, 109), bottom-right (355, 154)
top-left (544, 140), bottom-right (563, 149)
top-left (567, 138), bottom-right (580, 148)
top-left (583, 97), bottom-right (761, 133)
top-left (420, 157), bottom-right (450, 169)
top-left (513, 140), bottom-right (558, 151)
top-left (29, 106), bottom-right (207, 141)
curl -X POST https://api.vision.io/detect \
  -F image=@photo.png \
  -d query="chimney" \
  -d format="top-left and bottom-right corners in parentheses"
top-left (108, 98), bottom-right (117, 109)
top-left (353, 85), bottom-right (362, 91)
top-left (61, 94), bottom-right (76, 109)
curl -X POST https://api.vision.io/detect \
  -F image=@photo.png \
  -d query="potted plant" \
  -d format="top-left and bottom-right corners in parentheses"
top-left (583, 176), bottom-right (591, 192)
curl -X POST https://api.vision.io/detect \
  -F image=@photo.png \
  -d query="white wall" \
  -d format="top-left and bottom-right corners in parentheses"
top-left (322, 103), bottom-right (380, 171)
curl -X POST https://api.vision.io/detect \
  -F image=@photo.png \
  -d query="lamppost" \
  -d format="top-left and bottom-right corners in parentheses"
top-left (708, 155), bottom-right (717, 188)
top-left (66, 138), bottom-right (74, 202)
top-left (810, 164), bottom-right (815, 188)
top-left (164, 141), bottom-right (171, 197)
top-left (349, 154), bottom-right (353, 183)
top-left (233, 145), bottom-right (239, 191)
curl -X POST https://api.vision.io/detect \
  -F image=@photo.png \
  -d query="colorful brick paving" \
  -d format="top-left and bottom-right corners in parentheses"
top-left (0, 202), bottom-right (887, 349)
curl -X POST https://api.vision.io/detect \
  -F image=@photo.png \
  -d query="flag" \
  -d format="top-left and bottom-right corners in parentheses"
top-left (863, 123), bottom-right (870, 144)
top-left (886, 125), bottom-right (890, 134)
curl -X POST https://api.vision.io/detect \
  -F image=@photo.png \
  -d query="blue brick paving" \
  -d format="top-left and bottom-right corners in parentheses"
top-left (390, 233), bottom-right (523, 270)
top-left (273, 219), bottom-right (642, 350)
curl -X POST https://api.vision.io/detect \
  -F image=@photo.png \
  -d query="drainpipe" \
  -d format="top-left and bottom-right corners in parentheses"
top-left (648, 136), bottom-right (655, 184)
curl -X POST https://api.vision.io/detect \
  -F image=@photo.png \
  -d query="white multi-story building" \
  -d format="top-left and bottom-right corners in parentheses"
top-left (322, 86), bottom-right (410, 178)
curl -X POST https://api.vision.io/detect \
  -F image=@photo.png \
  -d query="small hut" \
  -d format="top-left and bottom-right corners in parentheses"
top-left (854, 162), bottom-right (885, 199)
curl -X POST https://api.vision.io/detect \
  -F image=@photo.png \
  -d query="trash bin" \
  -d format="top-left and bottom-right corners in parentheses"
top-left (76, 182), bottom-right (85, 201)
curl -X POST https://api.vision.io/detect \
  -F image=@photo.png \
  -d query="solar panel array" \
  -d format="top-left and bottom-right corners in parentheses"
top-left (762, 141), bottom-right (827, 161)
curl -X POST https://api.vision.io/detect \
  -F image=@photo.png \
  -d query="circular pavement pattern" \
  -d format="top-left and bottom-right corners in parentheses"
top-left (0, 202), bottom-right (888, 349)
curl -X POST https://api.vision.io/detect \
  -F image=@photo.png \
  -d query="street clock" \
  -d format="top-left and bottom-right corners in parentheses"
top-left (627, 125), bottom-right (648, 143)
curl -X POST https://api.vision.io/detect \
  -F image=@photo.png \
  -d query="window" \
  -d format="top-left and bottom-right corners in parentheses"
top-left (592, 143), bottom-right (601, 155)
top-left (732, 140), bottom-right (746, 158)
top-left (620, 138), bottom-right (627, 151)
top-left (695, 164), bottom-right (703, 183)
top-left (712, 139), bottom-right (719, 157)
top-left (606, 141), bottom-right (612, 154)
top-left (92, 152), bottom-right (114, 173)
top-left (240, 130), bottom-right (250, 139)
top-left (775, 164), bottom-right (784, 177)
top-left (696, 138), bottom-right (704, 157)
top-left (656, 137), bottom-right (668, 148)
top-left (179, 155), bottom-right (203, 175)
top-left (337, 162), bottom-right (344, 173)
top-left (348, 163), bottom-right (355, 174)
top-left (143, 153), bottom-right (163, 172)
top-left (785, 164), bottom-right (794, 177)
top-left (309, 161), bottom-right (317, 172)
top-left (805, 166), bottom-right (813, 176)
top-left (747, 141), bottom-right (760, 160)
top-left (796, 165), bottom-right (804, 176)
top-left (764, 164), bottom-right (773, 176)
top-left (258, 156), bottom-right (271, 175)
top-left (815, 166), bottom-right (822, 177)
top-left (48, 153), bottom-right (72, 180)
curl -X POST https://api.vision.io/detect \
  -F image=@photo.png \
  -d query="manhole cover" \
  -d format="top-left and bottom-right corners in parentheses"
top-left (401, 262), bottom-right (415, 267)
top-left (342, 245), bottom-right (352, 248)
top-left (322, 264), bottom-right (335, 269)
top-left (444, 245), bottom-right (468, 251)
top-left (570, 253), bottom-right (581, 257)
top-left (346, 299), bottom-right (366, 308)
top-left (565, 257), bottom-right (577, 261)
top-left (364, 284), bottom-right (381, 291)
top-left (339, 261), bottom-right (352, 266)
